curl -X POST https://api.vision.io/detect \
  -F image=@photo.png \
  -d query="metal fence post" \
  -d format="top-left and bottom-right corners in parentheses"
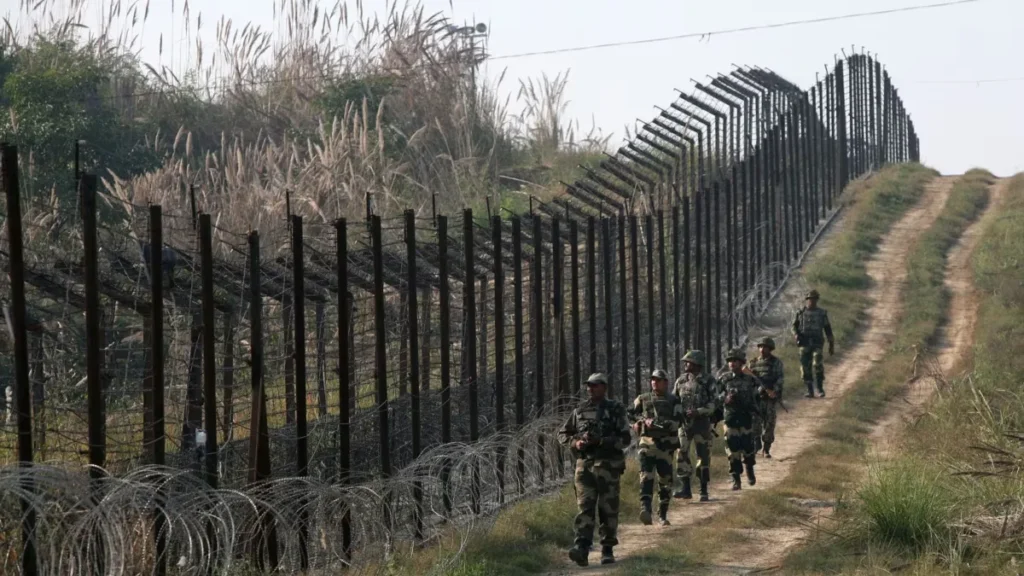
top-left (629, 215), bottom-right (641, 395)
top-left (438, 216), bottom-right (454, 509)
top-left (2, 143), bottom-right (39, 576)
top-left (247, 230), bottom-right (278, 570)
top-left (511, 216), bottom-right (525, 492)
top-left (370, 215), bottom-right (391, 478)
top-left (335, 218), bottom-right (352, 559)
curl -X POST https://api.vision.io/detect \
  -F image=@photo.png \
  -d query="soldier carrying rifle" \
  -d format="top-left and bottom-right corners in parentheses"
top-left (628, 369), bottom-right (683, 526)
top-left (557, 373), bottom-right (631, 567)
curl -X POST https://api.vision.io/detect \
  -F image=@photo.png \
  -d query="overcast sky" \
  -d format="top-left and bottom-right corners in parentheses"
top-left (6, 0), bottom-right (1022, 176)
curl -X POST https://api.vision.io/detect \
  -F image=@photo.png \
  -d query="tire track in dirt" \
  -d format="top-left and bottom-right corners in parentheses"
top-left (543, 175), bottom-right (957, 575)
top-left (869, 177), bottom-right (1008, 460)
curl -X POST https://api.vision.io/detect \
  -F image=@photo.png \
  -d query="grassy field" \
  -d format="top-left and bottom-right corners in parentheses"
top-left (777, 169), bottom-right (1005, 574)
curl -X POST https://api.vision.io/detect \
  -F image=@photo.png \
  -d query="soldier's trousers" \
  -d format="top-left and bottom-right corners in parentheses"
top-left (638, 438), bottom-right (676, 506)
top-left (762, 401), bottom-right (778, 445)
top-left (725, 426), bottom-right (756, 467)
top-left (573, 458), bottom-right (623, 548)
top-left (676, 427), bottom-right (712, 480)
top-left (799, 345), bottom-right (825, 390)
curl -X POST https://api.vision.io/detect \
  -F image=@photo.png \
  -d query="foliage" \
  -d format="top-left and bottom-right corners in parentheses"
top-left (0, 36), bottom-right (161, 203)
top-left (858, 460), bottom-right (957, 550)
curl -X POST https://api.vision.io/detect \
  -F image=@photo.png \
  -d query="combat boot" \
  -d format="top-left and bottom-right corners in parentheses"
top-left (568, 545), bottom-right (589, 567)
top-left (639, 499), bottom-right (653, 526)
top-left (763, 441), bottom-right (772, 459)
top-left (731, 461), bottom-right (742, 490)
top-left (679, 476), bottom-right (692, 500)
top-left (699, 468), bottom-right (710, 501)
top-left (745, 461), bottom-right (757, 486)
top-left (804, 381), bottom-right (815, 398)
top-left (817, 379), bottom-right (826, 398)
top-left (658, 502), bottom-right (671, 526)
top-left (600, 546), bottom-right (615, 565)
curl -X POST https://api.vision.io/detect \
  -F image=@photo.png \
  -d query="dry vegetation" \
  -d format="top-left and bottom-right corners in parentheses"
top-left (1, 0), bottom-right (609, 241)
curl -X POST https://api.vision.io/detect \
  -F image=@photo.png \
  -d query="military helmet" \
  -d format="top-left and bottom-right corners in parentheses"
top-left (682, 350), bottom-right (706, 367)
top-left (805, 289), bottom-right (820, 300)
top-left (725, 347), bottom-right (747, 362)
top-left (757, 336), bottom-right (776, 350)
top-left (651, 368), bottom-right (669, 381)
top-left (585, 372), bottom-right (609, 386)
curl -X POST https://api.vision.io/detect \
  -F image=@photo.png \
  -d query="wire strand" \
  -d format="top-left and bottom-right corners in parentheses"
top-left (487, 0), bottom-right (983, 61)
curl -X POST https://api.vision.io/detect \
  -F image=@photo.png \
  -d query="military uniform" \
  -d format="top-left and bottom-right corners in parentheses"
top-left (628, 372), bottom-right (683, 525)
top-left (720, 348), bottom-right (761, 490)
top-left (748, 337), bottom-right (784, 458)
top-left (672, 350), bottom-right (717, 501)
top-left (557, 374), bottom-right (632, 566)
top-left (792, 289), bottom-right (834, 397)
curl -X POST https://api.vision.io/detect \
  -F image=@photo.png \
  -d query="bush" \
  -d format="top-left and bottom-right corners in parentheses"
top-left (858, 461), bottom-right (956, 550)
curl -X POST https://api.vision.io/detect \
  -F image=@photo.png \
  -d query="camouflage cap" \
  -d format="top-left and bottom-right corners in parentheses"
top-left (586, 373), bottom-right (609, 386)
top-left (757, 337), bottom-right (776, 350)
top-left (682, 350), bottom-right (706, 366)
top-left (725, 347), bottom-right (747, 362)
top-left (805, 289), bottom-right (820, 300)
top-left (651, 368), bottom-right (669, 381)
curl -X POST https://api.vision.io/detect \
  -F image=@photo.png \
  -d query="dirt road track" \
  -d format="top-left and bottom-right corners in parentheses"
top-left (869, 176), bottom-right (1009, 460)
top-left (544, 175), bottom-right (959, 575)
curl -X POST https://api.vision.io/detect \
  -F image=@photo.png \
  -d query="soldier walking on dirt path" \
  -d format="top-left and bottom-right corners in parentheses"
top-left (792, 289), bottom-right (835, 398)
top-left (672, 351), bottom-right (717, 502)
top-left (747, 337), bottom-right (784, 459)
top-left (628, 369), bottom-right (684, 527)
top-left (720, 348), bottom-right (761, 490)
top-left (557, 373), bottom-right (632, 567)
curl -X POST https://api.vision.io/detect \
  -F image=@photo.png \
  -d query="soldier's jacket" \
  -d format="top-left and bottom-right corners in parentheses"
top-left (792, 307), bottom-right (834, 347)
top-left (628, 391), bottom-right (684, 443)
top-left (748, 355), bottom-right (785, 401)
top-left (718, 370), bottom-right (760, 429)
top-left (557, 397), bottom-right (632, 465)
top-left (673, 372), bottom-right (717, 431)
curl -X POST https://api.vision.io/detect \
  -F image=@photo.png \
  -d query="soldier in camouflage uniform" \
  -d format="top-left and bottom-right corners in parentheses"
top-left (747, 337), bottom-right (784, 459)
top-left (628, 369), bottom-right (683, 526)
top-left (792, 289), bottom-right (835, 398)
top-left (719, 348), bottom-right (761, 490)
top-left (672, 350), bottom-right (717, 502)
top-left (557, 373), bottom-right (632, 567)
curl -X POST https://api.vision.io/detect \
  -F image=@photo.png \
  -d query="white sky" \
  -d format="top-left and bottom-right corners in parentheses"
top-left (4, 0), bottom-right (1022, 176)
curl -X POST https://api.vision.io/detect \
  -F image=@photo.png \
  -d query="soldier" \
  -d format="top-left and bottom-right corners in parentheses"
top-left (628, 369), bottom-right (683, 527)
top-left (747, 337), bottom-right (784, 459)
top-left (557, 373), bottom-right (632, 567)
top-left (720, 348), bottom-right (761, 490)
top-left (672, 350), bottom-right (717, 502)
top-left (792, 289), bottom-right (835, 397)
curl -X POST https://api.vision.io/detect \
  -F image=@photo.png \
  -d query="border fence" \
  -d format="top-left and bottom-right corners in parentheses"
top-left (0, 50), bottom-right (917, 575)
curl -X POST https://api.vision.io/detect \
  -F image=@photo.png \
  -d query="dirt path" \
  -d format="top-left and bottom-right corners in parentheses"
top-left (869, 177), bottom-right (1009, 460)
top-left (709, 176), bottom-right (1008, 574)
top-left (543, 176), bottom-right (957, 575)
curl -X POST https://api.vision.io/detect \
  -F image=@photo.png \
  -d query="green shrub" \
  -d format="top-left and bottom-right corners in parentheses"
top-left (858, 461), bottom-right (956, 550)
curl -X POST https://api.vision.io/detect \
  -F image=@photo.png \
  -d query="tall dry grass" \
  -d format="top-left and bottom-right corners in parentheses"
top-left (3, 0), bottom-right (609, 240)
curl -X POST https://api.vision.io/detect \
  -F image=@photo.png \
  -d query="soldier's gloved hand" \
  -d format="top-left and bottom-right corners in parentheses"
top-left (573, 439), bottom-right (587, 451)
top-left (829, 342), bottom-right (835, 356)
top-left (685, 409), bottom-right (696, 419)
